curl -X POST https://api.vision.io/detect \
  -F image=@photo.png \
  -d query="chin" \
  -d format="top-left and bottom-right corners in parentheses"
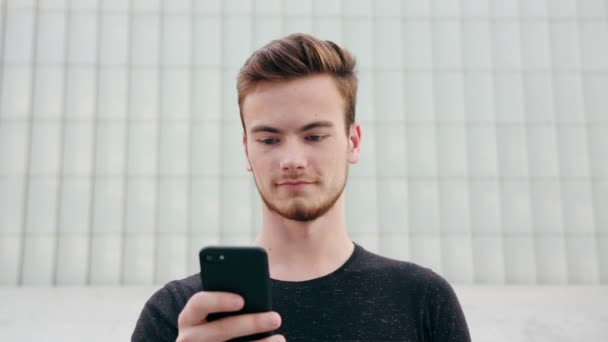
top-left (283, 206), bottom-right (324, 222)
top-left (278, 198), bottom-right (335, 222)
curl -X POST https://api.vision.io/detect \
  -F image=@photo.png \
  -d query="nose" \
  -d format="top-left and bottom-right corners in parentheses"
top-left (279, 141), bottom-right (307, 171)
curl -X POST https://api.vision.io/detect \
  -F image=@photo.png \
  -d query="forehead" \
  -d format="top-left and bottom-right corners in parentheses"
top-left (241, 74), bottom-right (345, 131)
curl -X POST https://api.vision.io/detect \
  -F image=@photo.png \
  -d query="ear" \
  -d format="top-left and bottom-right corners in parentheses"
top-left (243, 132), bottom-right (252, 172)
top-left (347, 122), bottom-right (361, 164)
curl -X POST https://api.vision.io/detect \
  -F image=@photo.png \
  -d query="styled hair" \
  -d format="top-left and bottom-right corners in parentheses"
top-left (237, 33), bottom-right (358, 133)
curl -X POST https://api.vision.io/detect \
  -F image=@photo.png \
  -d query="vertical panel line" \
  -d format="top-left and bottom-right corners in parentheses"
top-left (0, 0), bottom-right (8, 285)
top-left (371, 0), bottom-right (382, 253)
top-left (429, 3), bottom-right (443, 276)
top-left (489, 0), bottom-right (508, 285)
top-left (557, 0), bottom-right (581, 285)
top-left (399, 2), bottom-right (411, 262)
top-left (249, 0), bottom-right (256, 241)
top-left (0, 0), bottom-right (10, 285)
top-left (517, 0), bottom-right (540, 285)
top-left (85, 0), bottom-right (102, 285)
top-left (218, 0), bottom-right (225, 244)
top-left (17, 0), bottom-right (41, 286)
top-left (602, 0), bottom-right (608, 283)
top-left (153, 0), bottom-right (165, 285)
top-left (545, 0), bottom-right (568, 285)
top-left (516, 0), bottom-right (536, 284)
top-left (185, 0), bottom-right (194, 277)
top-left (575, 0), bottom-right (601, 285)
top-left (279, 0), bottom-right (285, 34)
top-left (405, 15), bottom-right (420, 268)
top-left (119, 0), bottom-right (134, 286)
top-left (0, 0), bottom-right (7, 120)
top-left (458, 0), bottom-right (474, 284)
top-left (51, 0), bottom-right (73, 286)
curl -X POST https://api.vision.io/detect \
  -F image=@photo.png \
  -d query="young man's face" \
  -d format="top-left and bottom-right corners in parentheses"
top-left (241, 74), bottom-right (361, 222)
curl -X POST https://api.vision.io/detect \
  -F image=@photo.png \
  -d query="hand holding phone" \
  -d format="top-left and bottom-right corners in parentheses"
top-left (200, 246), bottom-right (273, 323)
top-left (176, 291), bottom-right (282, 342)
top-left (175, 246), bottom-right (283, 342)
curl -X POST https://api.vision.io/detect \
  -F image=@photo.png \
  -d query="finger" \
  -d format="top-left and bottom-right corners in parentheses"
top-left (254, 334), bottom-right (286, 342)
top-left (213, 311), bottom-right (281, 341)
top-left (201, 311), bottom-right (281, 342)
top-left (177, 291), bottom-right (244, 328)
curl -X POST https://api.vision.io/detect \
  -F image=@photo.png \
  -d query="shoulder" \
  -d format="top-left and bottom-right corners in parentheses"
top-left (352, 245), bottom-right (455, 296)
top-left (355, 249), bottom-right (473, 341)
top-left (149, 273), bottom-right (202, 311)
top-left (142, 273), bottom-right (202, 322)
top-left (132, 273), bottom-right (202, 341)
top-left (354, 245), bottom-right (440, 282)
top-left (164, 273), bottom-right (202, 299)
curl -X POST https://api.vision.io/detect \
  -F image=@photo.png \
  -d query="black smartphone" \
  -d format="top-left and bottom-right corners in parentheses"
top-left (199, 246), bottom-right (273, 341)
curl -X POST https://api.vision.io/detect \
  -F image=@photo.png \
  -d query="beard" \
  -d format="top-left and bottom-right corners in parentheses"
top-left (253, 169), bottom-right (348, 222)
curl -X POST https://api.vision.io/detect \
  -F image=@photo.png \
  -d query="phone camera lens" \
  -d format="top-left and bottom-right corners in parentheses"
top-left (205, 254), bottom-right (214, 262)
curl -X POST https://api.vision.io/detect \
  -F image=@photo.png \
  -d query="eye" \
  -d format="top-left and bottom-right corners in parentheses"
top-left (306, 135), bottom-right (323, 142)
top-left (259, 138), bottom-right (279, 145)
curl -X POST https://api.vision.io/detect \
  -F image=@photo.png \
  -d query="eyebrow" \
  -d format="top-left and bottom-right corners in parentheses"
top-left (250, 120), bottom-right (335, 134)
top-left (301, 121), bottom-right (334, 132)
top-left (250, 125), bottom-right (281, 134)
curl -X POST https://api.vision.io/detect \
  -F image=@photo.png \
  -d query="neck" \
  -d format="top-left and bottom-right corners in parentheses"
top-left (253, 196), bottom-right (354, 282)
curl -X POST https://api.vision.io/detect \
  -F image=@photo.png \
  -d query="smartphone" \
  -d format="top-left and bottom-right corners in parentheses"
top-left (199, 246), bottom-right (273, 341)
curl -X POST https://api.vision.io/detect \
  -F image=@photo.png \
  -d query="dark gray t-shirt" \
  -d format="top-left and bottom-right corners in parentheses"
top-left (132, 244), bottom-right (471, 341)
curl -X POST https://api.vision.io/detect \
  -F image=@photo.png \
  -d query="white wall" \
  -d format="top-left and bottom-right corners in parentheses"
top-left (0, 0), bottom-right (607, 286)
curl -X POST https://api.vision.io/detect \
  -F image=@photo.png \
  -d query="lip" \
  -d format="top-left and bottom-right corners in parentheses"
top-left (277, 181), bottom-right (315, 189)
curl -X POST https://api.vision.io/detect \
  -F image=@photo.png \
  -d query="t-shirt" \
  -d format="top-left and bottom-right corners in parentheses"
top-left (132, 243), bottom-right (471, 341)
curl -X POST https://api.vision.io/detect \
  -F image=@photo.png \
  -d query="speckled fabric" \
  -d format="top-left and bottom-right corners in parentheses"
top-left (132, 244), bottom-right (471, 342)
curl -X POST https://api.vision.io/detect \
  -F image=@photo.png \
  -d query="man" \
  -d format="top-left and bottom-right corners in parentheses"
top-left (132, 33), bottom-right (471, 342)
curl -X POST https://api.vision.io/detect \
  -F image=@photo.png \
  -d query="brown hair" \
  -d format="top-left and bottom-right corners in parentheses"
top-left (237, 33), bottom-right (358, 133)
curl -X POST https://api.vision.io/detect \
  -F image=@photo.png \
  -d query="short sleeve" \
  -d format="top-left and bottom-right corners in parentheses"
top-left (423, 273), bottom-right (471, 342)
top-left (131, 287), bottom-right (180, 342)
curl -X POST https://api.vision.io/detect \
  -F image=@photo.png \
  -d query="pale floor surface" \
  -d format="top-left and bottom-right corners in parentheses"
top-left (1, 286), bottom-right (607, 341)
